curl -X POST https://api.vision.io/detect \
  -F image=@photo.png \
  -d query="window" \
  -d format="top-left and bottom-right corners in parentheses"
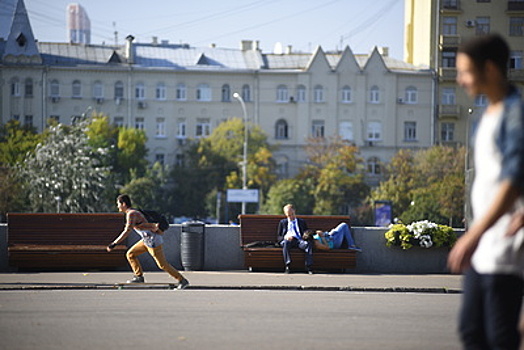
top-left (135, 83), bottom-right (145, 100)
top-left (48, 115), bottom-right (60, 125)
top-left (341, 86), bottom-right (351, 103)
top-left (156, 83), bottom-right (166, 100)
top-left (155, 154), bottom-right (165, 166)
top-left (175, 153), bottom-right (185, 167)
top-left (339, 121), bottom-right (353, 141)
top-left (221, 84), bottom-right (231, 102)
top-left (369, 86), bottom-right (380, 103)
top-left (442, 17), bottom-right (457, 35)
top-left (93, 81), bottom-right (104, 99)
top-left (24, 78), bottom-right (33, 97)
top-left (476, 17), bottom-right (490, 35)
top-left (405, 86), bottom-right (418, 104)
top-left (441, 123), bottom-right (455, 142)
top-left (156, 118), bottom-right (166, 137)
top-left (114, 116), bottom-right (124, 127)
top-left (510, 51), bottom-right (523, 69)
top-left (11, 115), bottom-right (20, 121)
top-left (367, 157), bottom-right (381, 175)
top-left (367, 121), bottom-right (382, 141)
top-left (296, 85), bottom-right (306, 102)
top-left (312, 120), bottom-right (325, 138)
top-left (442, 50), bottom-right (457, 68)
top-left (72, 80), bottom-right (82, 98)
top-left (24, 115), bottom-right (33, 127)
top-left (196, 119), bottom-right (211, 137)
top-left (276, 85), bottom-right (288, 102)
top-left (114, 81), bottom-right (124, 99)
top-left (135, 117), bottom-right (145, 130)
top-left (510, 17), bottom-right (524, 36)
top-left (196, 84), bottom-right (211, 101)
top-left (313, 85), bottom-right (324, 103)
top-left (404, 121), bottom-right (417, 141)
top-left (176, 84), bottom-right (187, 101)
top-left (475, 94), bottom-right (488, 107)
top-left (441, 88), bottom-right (456, 105)
top-left (442, 0), bottom-right (458, 9)
top-left (10, 78), bottom-right (20, 96)
top-left (275, 119), bottom-right (288, 139)
top-left (50, 80), bottom-right (60, 97)
top-left (242, 84), bottom-right (251, 102)
top-left (176, 120), bottom-right (186, 139)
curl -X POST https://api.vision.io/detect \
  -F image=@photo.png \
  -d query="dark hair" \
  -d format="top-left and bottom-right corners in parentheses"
top-left (458, 34), bottom-right (510, 78)
top-left (117, 194), bottom-right (132, 207)
top-left (302, 229), bottom-right (316, 241)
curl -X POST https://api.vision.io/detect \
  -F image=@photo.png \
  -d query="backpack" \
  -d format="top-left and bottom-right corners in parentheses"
top-left (138, 209), bottom-right (170, 232)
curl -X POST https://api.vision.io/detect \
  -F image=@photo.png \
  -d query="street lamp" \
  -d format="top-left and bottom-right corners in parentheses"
top-left (232, 92), bottom-right (248, 214)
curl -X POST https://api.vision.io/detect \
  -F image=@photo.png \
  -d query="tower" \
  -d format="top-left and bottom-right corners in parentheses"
top-left (67, 3), bottom-right (90, 44)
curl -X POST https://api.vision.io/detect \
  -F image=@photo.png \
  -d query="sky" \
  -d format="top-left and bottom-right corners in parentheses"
top-left (23, 0), bottom-right (406, 59)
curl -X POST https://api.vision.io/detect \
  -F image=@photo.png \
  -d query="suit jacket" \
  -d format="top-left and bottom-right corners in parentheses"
top-left (277, 217), bottom-right (308, 241)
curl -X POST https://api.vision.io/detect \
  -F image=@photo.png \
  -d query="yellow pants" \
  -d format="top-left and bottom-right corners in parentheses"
top-left (126, 240), bottom-right (184, 282)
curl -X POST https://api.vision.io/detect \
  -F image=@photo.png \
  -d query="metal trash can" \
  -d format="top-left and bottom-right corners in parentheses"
top-left (180, 221), bottom-right (205, 271)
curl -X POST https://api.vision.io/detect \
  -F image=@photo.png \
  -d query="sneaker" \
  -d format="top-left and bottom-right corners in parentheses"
top-left (306, 267), bottom-right (314, 275)
top-left (284, 266), bottom-right (291, 274)
top-left (349, 246), bottom-right (362, 252)
top-left (126, 275), bottom-right (144, 283)
top-left (177, 278), bottom-right (190, 290)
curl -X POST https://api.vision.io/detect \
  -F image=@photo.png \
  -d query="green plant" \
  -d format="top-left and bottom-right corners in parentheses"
top-left (384, 220), bottom-right (457, 250)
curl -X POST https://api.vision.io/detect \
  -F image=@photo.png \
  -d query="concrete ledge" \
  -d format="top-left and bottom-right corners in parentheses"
top-left (0, 223), bottom-right (462, 274)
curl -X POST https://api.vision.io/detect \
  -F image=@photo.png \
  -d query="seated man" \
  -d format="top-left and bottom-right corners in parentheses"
top-left (277, 204), bottom-right (313, 274)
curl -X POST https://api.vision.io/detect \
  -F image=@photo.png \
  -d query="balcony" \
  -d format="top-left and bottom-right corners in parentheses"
top-left (438, 67), bottom-right (457, 81)
top-left (439, 35), bottom-right (460, 48)
top-left (439, 104), bottom-right (461, 118)
top-left (508, 1), bottom-right (524, 11)
top-left (509, 69), bottom-right (524, 82)
top-left (441, 0), bottom-right (461, 12)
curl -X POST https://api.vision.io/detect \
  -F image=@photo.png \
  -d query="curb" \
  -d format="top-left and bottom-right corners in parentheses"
top-left (0, 284), bottom-right (463, 294)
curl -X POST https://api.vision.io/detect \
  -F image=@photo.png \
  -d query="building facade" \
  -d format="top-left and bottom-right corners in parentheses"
top-left (404, 0), bottom-right (524, 146)
top-left (1, 0), bottom-right (433, 185)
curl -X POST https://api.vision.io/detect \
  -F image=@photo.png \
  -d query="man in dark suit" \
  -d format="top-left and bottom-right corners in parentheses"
top-left (277, 204), bottom-right (313, 274)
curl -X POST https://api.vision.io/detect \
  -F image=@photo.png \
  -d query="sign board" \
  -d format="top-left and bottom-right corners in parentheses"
top-left (227, 189), bottom-right (259, 203)
top-left (374, 200), bottom-right (393, 227)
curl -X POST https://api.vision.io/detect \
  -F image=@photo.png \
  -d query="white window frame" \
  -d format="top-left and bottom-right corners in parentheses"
top-left (312, 120), bottom-right (325, 138)
top-left (11, 79), bottom-right (20, 97)
top-left (135, 117), bottom-right (145, 130)
top-left (156, 83), bottom-right (166, 100)
top-left (114, 81), bottom-right (124, 99)
top-left (276, 85), bottom-right (288, 102)
top-left (93, 81), bottom-right (104, 99)
top-left (442, 16), bottom-right (457, 35)
top-left (242, 84), bottom-right (251, 102)
top-left (367, 121), bottom-right (382, 141)
top-left (72, 80), bottom-right (82, 98)
top-left (196, 84), bottom-right (211, 101)
top-left (176, 120), bottom-right (187, 139)
top-left (221, 84), bottom-right (231, 102)
top-left (25, 78), bottom-right (33, 97)
top-left (50, 80), bottom-right (60, 97)
top-left (156, 117), bottom-right (166, 138)
top-left (114, 116), bottom-right (124, 127)
top-left (176, 84), bottom-right (187, 101)
top-left (339, 121), bottom-right (354, 141)
top-left (275, 119), bottom-right (288, 140)
top-left (341, 86), bottom-right (351, 103)
top-left (313, 85), bottom-right (324, 103)
top-left (135, 83), bottom-right (145, 100)
top-left (196, 119), bottom-right (211, 137)
top-left (441, 88), bottom-right (456, 105)
top-left (369, 86), bottom-right (380, 104)
top-left (404, 121), bottom-right (417, 141)
top-left (510, 51), bottom-right (523, 69)
top-left (441, 122), bottom-right (455, 142)
top-left (296, 85), bottom-right (306, 102)
top-left (367, 157), bottom-right (381, 175)
top-left (405, 86), bottom-right (418, 104)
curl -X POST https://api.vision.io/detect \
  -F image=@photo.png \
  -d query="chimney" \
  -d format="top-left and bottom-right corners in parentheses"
top-left (152, 36), bottom-right (158, 46)
top-left (241, 40), bottom-right (260, 51)
top-left (286, 45), bottom-right (292, 54)
top-left (378, 46), bottom-right (389, 57)
top-left (125, 35), bottom-right (135, 63)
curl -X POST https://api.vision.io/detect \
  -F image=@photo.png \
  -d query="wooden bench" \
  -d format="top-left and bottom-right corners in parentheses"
top-left (7, 213), bottom-right (128, 271)
top-left (239, 214), bottom-right (357, 273)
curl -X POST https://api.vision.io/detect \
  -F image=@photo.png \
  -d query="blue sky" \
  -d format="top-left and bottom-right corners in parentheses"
top-left (24, 0), bottom-right (405, 59)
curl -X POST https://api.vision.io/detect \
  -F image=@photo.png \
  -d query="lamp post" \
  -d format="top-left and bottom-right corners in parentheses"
top-left (232, 92), bottom-right (248, 214)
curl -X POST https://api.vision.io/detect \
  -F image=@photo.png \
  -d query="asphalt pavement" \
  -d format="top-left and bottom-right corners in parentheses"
top-left (0, 270), bottom-right (463, 293)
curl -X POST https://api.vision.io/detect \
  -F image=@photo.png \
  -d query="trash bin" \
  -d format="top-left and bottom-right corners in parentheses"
top-left (180, 221), bottom-right (205, 271)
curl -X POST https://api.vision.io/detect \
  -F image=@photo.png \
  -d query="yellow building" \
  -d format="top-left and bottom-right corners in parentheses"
top-left (404, 0), bottom-right (524, 146)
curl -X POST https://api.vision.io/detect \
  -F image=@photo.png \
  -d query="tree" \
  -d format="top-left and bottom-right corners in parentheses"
top-left (300, 137), bottom-right (369, 215)
top-left (370, 146), bottom-right (466, 227)
top-left (19, 118), bottom-right (112, 213)
top-left (117, 127), bottom-right (148, 183)
top-left (0, 121), bottom-right (45, 219)
top-left (260, 178), bottom-right (315, 215)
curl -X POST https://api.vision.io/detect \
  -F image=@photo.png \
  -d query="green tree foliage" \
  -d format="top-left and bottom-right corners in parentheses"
top-left (19, 118), bottom-right (112, 213)
top-left (301, 137), bottom-right (369, 215)
top-left (117, 127), bottom-right (148, 182)
top-left (260, 178), bottom-right (315, 215)
top-left (370, 146), bottom-right (466, 227)
top-left (0, 121), bottom-right (45, 218)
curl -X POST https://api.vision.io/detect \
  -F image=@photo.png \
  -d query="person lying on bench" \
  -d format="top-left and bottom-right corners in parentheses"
top-left (303, 223), bottom-right (362, 252)
top-left (277, 204), bottom-right (313, 274)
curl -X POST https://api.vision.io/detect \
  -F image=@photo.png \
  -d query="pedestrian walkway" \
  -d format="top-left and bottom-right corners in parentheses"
top-left (0, 271), bottom-right (463, 293)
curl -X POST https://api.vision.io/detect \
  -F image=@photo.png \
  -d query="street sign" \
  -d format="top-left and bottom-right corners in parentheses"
top-left (227, 189), bottom-right (259, 203)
